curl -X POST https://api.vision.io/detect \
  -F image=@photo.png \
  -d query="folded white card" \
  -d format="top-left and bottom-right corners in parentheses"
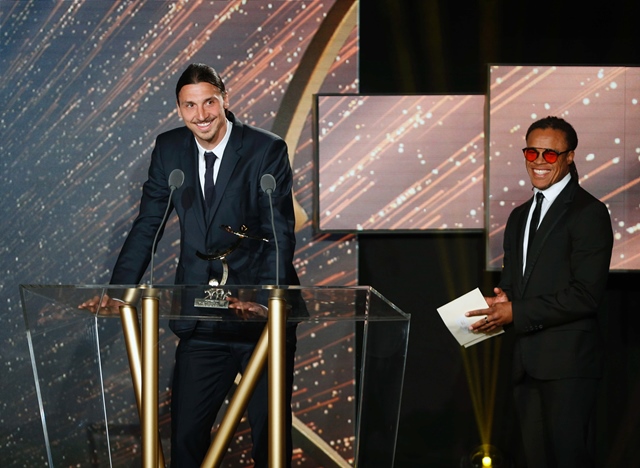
top-left (437, 287), bottom-right (504, 347)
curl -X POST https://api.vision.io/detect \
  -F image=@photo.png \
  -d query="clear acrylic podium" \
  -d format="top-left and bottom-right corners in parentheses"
top-left (20, 285), bottom-right (410, 467)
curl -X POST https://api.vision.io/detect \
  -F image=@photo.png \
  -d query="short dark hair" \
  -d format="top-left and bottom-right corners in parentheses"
top-left (525, 116), bottom-right (578, 151)
top-left (175, 63), bottom-right (226, 102)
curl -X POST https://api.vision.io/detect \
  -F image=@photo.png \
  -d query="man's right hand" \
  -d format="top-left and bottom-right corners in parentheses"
top-left (466, 287), bottom-right (513, 333)
top-left (78, 294), bottom-right (123, 315)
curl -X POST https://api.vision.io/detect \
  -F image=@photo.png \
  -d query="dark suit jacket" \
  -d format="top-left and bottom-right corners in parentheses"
top-left (110, 111), bottom-right (299, 338)
top-left (499, 176), bottom-right (613, 381)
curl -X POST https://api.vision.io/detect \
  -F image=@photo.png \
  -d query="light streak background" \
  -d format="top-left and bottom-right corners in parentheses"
top-left (487, 65), bottom-right (640, 271)
top-left (316, 94), bottom-right (485, 231)
top-left (0, 1), bottom-right (360, 466)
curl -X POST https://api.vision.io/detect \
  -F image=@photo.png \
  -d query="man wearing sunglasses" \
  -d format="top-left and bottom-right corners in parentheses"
top-left (467, 116), bottom-right (613, 467)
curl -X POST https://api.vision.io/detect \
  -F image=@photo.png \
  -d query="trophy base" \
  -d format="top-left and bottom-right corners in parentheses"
top-left (194, 298), bottom-right (229, 309)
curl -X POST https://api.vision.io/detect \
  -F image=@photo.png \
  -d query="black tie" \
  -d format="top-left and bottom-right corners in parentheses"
top-left (204, 151), bottom-right (217, 207)
top-left (527, 192), bottom-right (544, 261)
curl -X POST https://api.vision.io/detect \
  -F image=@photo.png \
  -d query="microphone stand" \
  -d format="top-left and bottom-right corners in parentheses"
top-left (119, 169), bottom-right (183, 468)
top-left (261, 174), bottom-right (287, 466)
top-left (142, 169), bottom-right (183, 467)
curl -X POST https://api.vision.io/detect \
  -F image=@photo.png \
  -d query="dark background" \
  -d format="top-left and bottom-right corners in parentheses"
top-left (358, 1), bottom-right (640, 466)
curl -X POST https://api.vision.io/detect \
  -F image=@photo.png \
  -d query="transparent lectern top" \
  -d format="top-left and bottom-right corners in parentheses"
top-left (20, 284), bottom-right (409, 326)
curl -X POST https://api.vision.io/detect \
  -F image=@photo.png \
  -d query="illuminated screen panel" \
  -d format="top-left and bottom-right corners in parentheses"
top-left (315, 94), bottom-right (485, 232)
top-left (487, 65), bottom-right (640, 271)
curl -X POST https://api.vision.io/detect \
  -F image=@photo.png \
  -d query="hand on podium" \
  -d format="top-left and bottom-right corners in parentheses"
top-left (78, 294), bottom-right (123, 315)
top-left (228, 296), bottom-right (269, 319)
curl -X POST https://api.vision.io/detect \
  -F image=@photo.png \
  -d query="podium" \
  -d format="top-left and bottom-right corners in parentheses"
top-left (20, 285), bottom-right (410, 467)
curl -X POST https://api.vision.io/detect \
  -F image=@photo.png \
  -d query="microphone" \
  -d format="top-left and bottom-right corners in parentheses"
top-left (149, 169), bottom-right (184, 286)
top-left (260, 174), bottom-right (279, 287)
top-left (169, 168), bottom-right (185, 190)
top-left (260, 173), bottom-right (276, 194)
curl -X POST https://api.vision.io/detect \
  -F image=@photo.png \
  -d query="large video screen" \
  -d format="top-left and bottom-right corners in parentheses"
top-left (486, 65), bottom-right (640, 271)
top-left (315, 94), bottom-right (485, 232)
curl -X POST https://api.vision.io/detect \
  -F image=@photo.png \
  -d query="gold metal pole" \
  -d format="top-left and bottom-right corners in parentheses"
top-left (268, 288), bottom-right (287, 467)
top-left (141, 289), bottom-right (159, 468)
top-left (201, 326), bottom-right (269, 467)
top-left (118, 287), bottom-right (165, 468)
top-left (119, 305), bottom-right (143, 402)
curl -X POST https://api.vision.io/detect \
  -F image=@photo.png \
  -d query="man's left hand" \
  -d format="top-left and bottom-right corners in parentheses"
top-left (466, 288), bottom-right (513, 332)
top-left (227, 296), bottom-right (268, 319)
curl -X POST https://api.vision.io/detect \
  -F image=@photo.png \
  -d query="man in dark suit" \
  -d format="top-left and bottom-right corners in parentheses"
top-left (467, 116), bottom-right (613, 467)
top-left (81, 63), bottom-right (299, 467)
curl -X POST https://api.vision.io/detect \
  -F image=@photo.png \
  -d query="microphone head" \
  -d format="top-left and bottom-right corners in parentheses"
top-left (260, 174), bottom-right (276, 194)
top-left (169, 169), bottom-right (185, 190)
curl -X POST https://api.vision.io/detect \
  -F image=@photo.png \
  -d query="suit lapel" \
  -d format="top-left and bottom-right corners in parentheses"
top-left (516, 199), bottom-right (531, 276)
top-left (521, 179), bottom-right (577, 285)
top-left (180, 136), bottom-right (209, 236)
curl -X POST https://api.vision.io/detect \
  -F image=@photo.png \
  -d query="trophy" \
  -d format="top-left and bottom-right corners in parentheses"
top-left (194, 225), bottom-right (268, 309)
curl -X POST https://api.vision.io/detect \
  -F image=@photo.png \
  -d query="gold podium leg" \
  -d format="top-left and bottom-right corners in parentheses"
top-left (201, 288), bottom-right (288, 467)
top-left (118, 288), bottom-right (164, 468)
top-left (268, 288), bottom-right (287, 467)
top-left (142, 292), bottom-right (159, 468)
top-left (201, 326), bottom-right (269, 467)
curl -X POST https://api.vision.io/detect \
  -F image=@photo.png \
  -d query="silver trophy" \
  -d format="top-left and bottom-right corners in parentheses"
top-left (194, 225), bottom-right (268, 309)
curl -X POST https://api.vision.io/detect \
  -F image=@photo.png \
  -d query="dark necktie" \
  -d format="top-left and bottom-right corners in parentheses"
top-left (204, 151), bottom-right (217, 207)
top-left (527, 192), bottom-right (544, 262)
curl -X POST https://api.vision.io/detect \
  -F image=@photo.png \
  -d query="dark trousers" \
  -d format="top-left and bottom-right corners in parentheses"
top-left (170, 333), bottom-right (295, 467)
top-left (513, 374), bottom-right (598, 468)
